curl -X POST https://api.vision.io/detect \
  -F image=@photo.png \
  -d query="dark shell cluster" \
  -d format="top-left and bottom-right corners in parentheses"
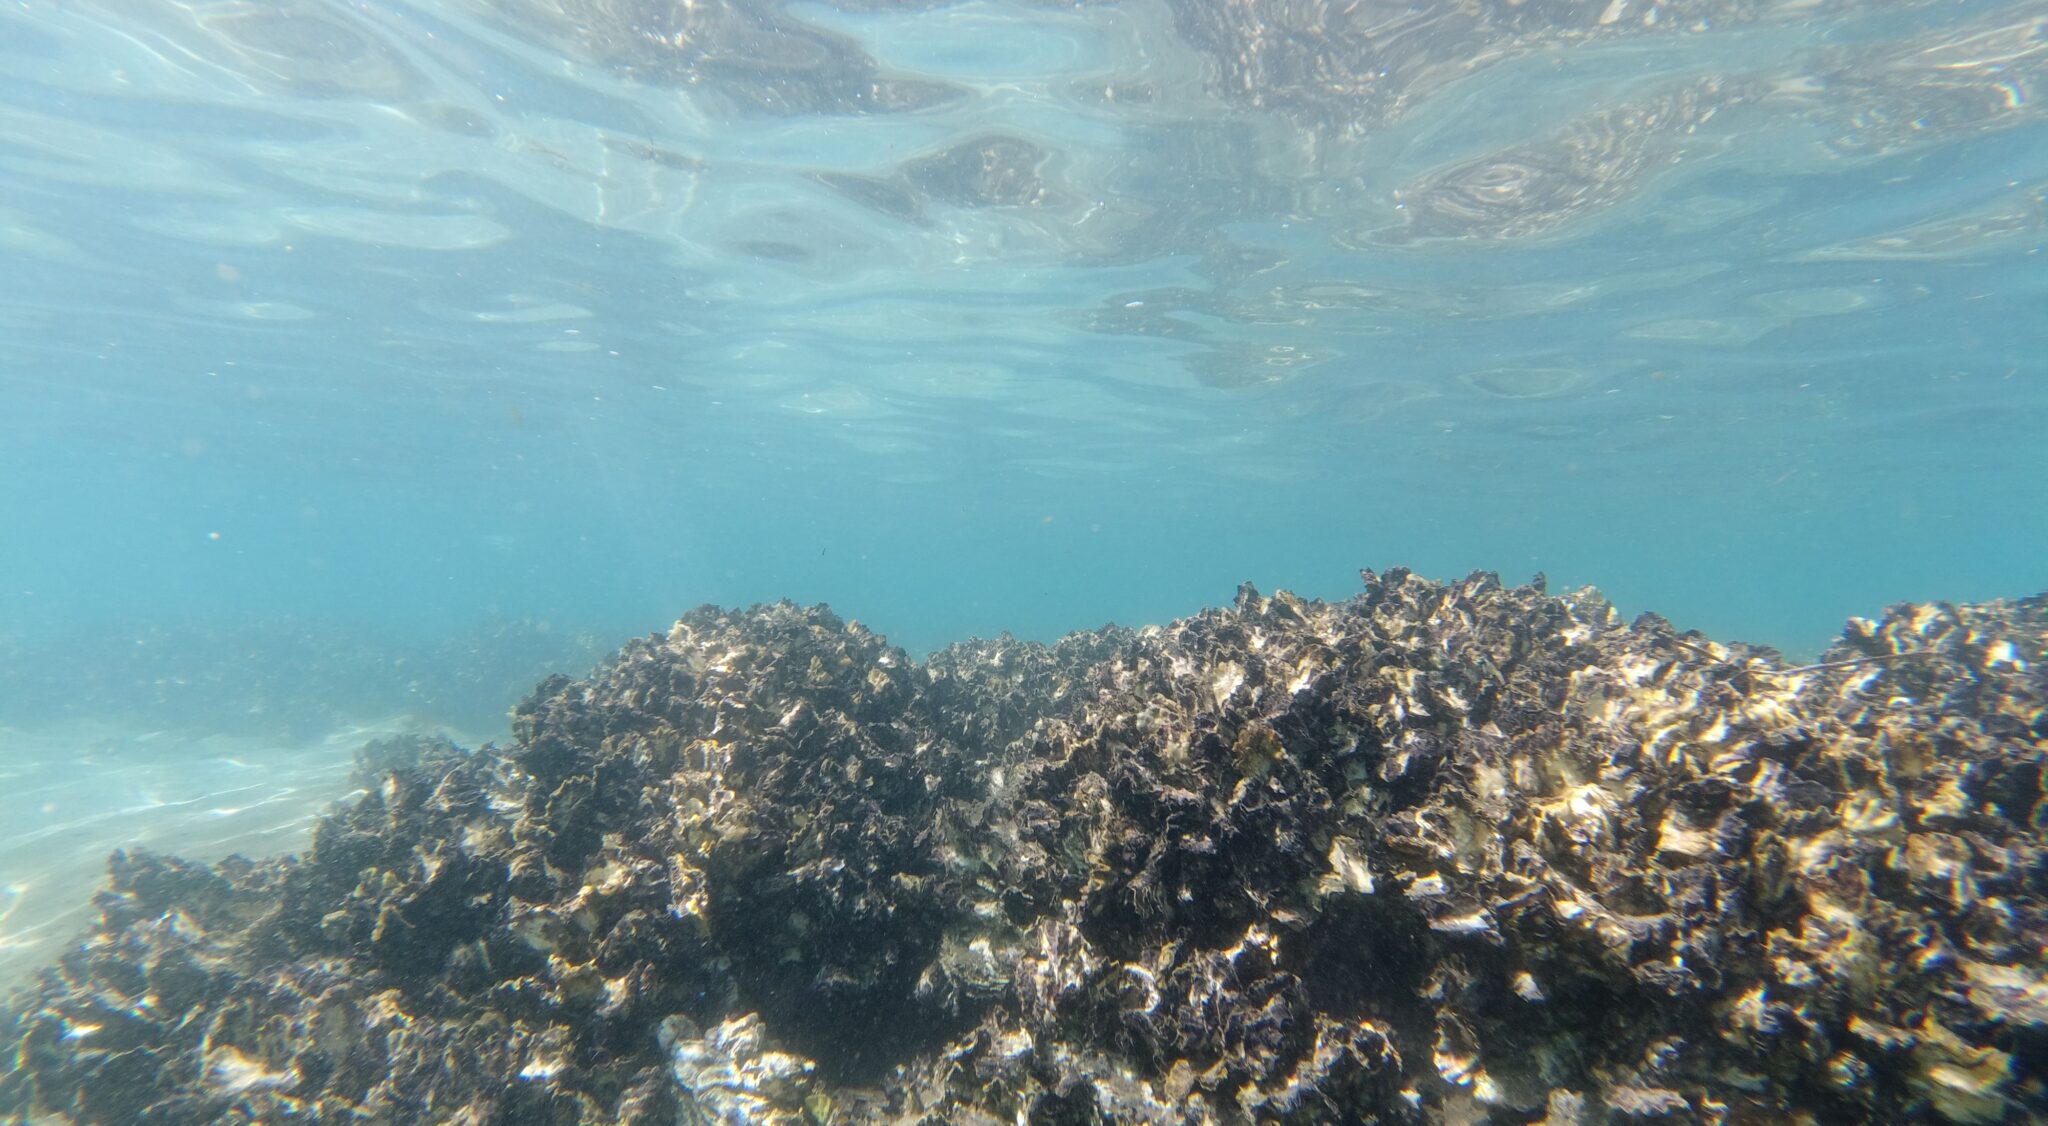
top-left (4, 569), bottom-right (2045, 1124)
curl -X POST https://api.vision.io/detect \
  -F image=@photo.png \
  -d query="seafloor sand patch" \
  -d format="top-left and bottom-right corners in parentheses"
top-left (0, 717), bottom-right (479, 995)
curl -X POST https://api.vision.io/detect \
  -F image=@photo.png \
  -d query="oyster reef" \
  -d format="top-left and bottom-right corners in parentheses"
top-left (3, 569), bottom-right (2044, 1123)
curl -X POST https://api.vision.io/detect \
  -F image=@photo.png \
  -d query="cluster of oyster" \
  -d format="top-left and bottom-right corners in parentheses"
top-left (4, 569), bottom-right (2043, 1123)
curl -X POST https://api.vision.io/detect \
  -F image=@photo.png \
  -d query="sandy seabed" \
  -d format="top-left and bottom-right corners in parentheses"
top-left (0, 717), bottom-right (481, 996)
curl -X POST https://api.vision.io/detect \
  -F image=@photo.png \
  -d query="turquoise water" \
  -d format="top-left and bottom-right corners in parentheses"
top-left (0, 0), bottom-right (2044, 1085)
top-left (1, 0), bottom-right (2043, 722)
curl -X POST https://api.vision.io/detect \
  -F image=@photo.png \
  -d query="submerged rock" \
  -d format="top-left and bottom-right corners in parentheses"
top-left (3, 569), bottom-right (2044, 1123)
